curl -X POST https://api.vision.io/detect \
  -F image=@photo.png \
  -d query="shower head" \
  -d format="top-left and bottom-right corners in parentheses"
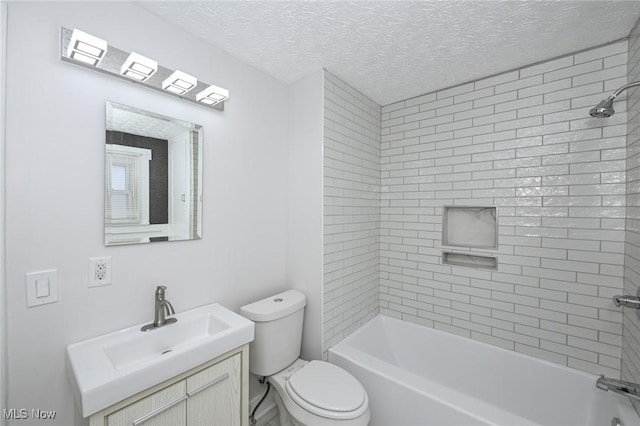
top-left (589, 81), bottom-right (640, 118)
top-left (589, 97), bottom-right (615, 118)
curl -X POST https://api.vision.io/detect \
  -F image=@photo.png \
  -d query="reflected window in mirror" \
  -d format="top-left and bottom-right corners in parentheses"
top-left (105, 101), bottom-right (203, 246)
top-left (106, 144), bottom-right (150, 224)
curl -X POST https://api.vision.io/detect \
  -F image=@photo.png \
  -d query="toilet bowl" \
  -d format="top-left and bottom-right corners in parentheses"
top-left (240, 290), bottom-right (370, 426)
top-left (269, 359), bottom-right (369, 426)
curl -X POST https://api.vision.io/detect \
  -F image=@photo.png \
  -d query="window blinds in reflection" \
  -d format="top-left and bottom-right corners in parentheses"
top-left (105, 145), bottom-right (151, 224)
top-left (110, 165), bottom-right (126, 191)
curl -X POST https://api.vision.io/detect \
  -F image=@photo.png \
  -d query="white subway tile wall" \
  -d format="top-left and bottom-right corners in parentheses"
top-left (624, 18), bottom-right (640, 415)
top-left (380, 40), bottom-right (629, 377)
top-left (323, 71), bottom-right (381, 354)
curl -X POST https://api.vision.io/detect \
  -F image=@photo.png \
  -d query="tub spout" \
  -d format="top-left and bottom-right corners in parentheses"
top-left (596, 375), bottom-right (640, 402)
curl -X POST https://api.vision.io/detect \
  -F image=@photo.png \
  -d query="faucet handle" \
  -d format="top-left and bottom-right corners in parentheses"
top-left (613, 295), bottom-right (640, 309)
top-left (155, 285), bottom-right (167, 298)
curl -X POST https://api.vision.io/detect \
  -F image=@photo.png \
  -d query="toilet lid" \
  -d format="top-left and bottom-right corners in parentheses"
top-left (286, 361), bottom-right (366, 414)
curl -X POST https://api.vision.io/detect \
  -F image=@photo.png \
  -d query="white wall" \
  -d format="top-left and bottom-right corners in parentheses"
top-left (0, 2), bottom-right (6, 424)
top-left (5, 2), bottom-right (289, 425)
top-left (286, 70), bottom-right (324, 361)
top-left (380, 40), bottom-right (628, 377)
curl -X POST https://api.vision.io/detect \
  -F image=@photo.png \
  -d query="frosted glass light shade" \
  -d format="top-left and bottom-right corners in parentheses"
top-left (120, 52), bottom-right (157, 82)
top-left (196, 84), bottom-right (229, 106)
top-left (162, 70), bottom-right (197, 95)
top-left (67, 29), bottom-right (107, 67)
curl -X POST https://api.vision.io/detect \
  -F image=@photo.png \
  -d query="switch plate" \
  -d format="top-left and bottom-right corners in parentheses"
top-left (89, 257), bottom-right (112, 287)
top-left (26, 270), bottom-right (58, 307)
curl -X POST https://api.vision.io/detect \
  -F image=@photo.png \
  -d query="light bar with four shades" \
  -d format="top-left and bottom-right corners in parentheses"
top-left (62, 28), bottom-right (229, 110)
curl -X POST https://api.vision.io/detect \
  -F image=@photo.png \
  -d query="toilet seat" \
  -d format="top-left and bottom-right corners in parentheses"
top-left (284, 360), bottom-right (368, 420)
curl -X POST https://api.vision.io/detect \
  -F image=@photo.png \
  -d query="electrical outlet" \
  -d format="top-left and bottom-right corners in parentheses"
top-left (89, 257), bottom-right (112, 287)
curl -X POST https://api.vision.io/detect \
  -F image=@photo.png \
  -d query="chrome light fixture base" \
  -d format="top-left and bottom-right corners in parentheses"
top-left (60, 27), bottom-right (227, 111)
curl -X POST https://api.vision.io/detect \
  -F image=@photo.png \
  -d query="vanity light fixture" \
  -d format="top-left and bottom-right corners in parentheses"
top-left (120, 52), bottom-right (157, 82)
top-left (196, 84), bottom-right (230, 106)
top-left (60, 27), bottom-right (228, 111)
top-left (162, 70), bottom-right (197, 95)
top-left (67, 29), bottom-right (108, 67)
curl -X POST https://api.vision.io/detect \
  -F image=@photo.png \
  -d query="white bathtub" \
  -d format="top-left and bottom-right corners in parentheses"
top-left (328, 315), bottom-right (638, 426)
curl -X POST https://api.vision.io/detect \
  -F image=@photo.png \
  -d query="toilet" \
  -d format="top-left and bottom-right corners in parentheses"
top-left (240, 289), bottom-right (370, 426)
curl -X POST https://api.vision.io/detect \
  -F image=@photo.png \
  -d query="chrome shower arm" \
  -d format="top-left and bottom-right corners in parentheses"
top-left (611, 81), bottom-right (640, 99)
top-left (589, 81), bottom-right (640, 118)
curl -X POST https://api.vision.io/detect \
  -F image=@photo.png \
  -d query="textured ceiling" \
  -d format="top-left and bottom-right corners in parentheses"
top-left (140, 1), bottom-right (640, 106)
top-left (107, 103), bottom-right (194, 140)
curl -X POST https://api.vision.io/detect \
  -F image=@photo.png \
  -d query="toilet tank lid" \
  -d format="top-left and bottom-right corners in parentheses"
top-left (240, 289), bottom-right (306, 322)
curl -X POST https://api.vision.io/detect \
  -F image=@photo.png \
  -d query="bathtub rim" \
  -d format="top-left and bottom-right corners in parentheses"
top-left (330, 339), bottom-right (543, 426)
top-left (332, 314), bottom-right (613, 382)
top-left (328, 314), bottom-right (637, 426)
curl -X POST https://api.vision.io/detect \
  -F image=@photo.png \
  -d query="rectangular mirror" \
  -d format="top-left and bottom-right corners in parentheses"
top-left (105, 101), bottom-right (203, 245)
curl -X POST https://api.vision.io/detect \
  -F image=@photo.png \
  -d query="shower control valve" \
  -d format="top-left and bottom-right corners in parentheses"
top-left (612, 295), bottom-right (640, 309)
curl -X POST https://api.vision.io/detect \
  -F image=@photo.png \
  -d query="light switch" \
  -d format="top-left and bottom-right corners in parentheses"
top-left (26, 270), bottom-right (58, 307)
top-left (35, 278), bottom-right (50, 298)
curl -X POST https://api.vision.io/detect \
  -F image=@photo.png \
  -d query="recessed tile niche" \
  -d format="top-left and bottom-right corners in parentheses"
top-left (442, 252), bottom-right (497, 270)
top-left (442, 206), bottom-right (497, 249)
top-left (442, 206), bottom-right (498, 270)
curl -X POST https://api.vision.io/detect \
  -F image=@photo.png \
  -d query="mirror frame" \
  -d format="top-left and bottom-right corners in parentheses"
top-left (104, 101), bottom-right (203, 245)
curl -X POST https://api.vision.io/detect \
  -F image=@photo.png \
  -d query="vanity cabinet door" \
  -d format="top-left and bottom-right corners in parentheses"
top-left (186, 353), bottom-right (241, 426)
top-left (106, 381), bottom-right (187, 426)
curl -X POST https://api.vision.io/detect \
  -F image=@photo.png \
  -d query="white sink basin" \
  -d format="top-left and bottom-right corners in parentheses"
top-left (66, 303), bottom-right (254, 417)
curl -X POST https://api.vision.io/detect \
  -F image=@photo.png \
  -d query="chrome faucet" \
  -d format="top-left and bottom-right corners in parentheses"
top-left (596, 375), bottom-right (640, 402)
top-left (141, 285), bottom-right (177, 331)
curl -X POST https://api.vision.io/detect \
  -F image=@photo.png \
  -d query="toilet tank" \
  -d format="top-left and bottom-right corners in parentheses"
top-left (240, 289), bottom-right (307, 377)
